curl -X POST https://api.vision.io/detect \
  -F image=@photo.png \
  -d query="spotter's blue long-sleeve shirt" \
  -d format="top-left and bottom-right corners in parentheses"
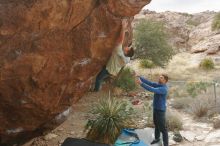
top-left (139, 77), bottom-right (168, 111)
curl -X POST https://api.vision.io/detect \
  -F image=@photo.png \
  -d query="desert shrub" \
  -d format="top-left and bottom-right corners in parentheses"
top-left (189, 97), bottom-right (210, 118)
top-left (139, 59), bottom-right (155, 69)
top-left (134, 19), bottom-right (174, 67)
top-left (143, 102), bottom-right (154, 127)
top-left (166, 111), bottom-right (183, 131)
top-left (114, 67), bottom-right (136, 91)
top-left (186, 81), bottom-right (210, 98)
top-left (212, 12), bottom-right (220, 31)
top-left (168, 85), bottom-right (188, 99)
top-left (168, 88), bottom-right (180, 99)
top-left (181, 12), bottom-right (193, 17)
top-left (85, 97), bottom-right (135, 144)
top-left (199, 58), bottom-right (215, 70)
top-left (143, 103), bottom-right (183, 131)
top-left (213, 119), bottom-right (220, 129)
top-left (186, 18), bottom-right (200, 26)
top-left (171, 97), bottom-right (192, 109)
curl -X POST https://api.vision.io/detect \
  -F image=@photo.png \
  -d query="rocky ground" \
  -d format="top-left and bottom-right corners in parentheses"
top-left (176, 111), bottom-right (220, 146)
top-left (22, 86), bottom-right (220, 146)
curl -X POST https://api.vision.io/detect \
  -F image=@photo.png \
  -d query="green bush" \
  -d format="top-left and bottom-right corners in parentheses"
top-left (85, 97), bottom-right (135, 144)
top-left (114, 67), bottom-right (136, 91)
top-left (212, 12), bottom-right (220, 31)
top-left (139, 59), bottom-right (155, 69)
top-left (166, 111), bottom-right (183, 131)
top-left (199, 58), bottom-right (215, 70)
top-left (186, 81), bottom-right (210, 98)
top-left (134, 19), bottom-right (174, 67)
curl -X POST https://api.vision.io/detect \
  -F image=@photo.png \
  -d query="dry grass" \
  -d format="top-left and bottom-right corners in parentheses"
top-left (186, 18), bottom-right (200, 26)
top-left (128, 52), bottom-right (220, 81)
top-left (213, 119), bottom-right (220, 129)
top-left (189, 96), bottom-right (213, 118)
top-left (171, 97), bottom-right (192, 109)
top-left (212, 12), bottom-right (220, 31)
top-left (166, 111), bottom-right (183, 131)
top-left (168, 85), bottom-right (189, 99)
top-left (143, 102), bottom-right (154, 128)
top-left (143, 103), bottom-right (183, 131)
top-left (192, 104), bottom-right (208, 118)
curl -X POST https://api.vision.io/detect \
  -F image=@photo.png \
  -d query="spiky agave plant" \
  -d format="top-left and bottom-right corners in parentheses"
top-left (85, 97), bottom-right (135, 144)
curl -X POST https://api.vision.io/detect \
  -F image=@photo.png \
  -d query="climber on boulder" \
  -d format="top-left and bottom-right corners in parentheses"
top-left (93, 19), bottom-right (134, 92)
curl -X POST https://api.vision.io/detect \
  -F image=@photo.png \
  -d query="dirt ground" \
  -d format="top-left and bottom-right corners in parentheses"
top-left (23, 90), bottom-right (109, 146)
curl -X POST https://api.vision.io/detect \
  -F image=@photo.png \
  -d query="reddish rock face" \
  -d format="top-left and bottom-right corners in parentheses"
top-left (0, 0), bottom-right (150, 144)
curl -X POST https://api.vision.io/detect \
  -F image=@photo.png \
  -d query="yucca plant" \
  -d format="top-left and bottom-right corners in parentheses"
top-left (85, 97), bottom-right (135, 144)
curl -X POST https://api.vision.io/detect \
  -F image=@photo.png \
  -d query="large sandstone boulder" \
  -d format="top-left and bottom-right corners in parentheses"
top-left (191, 34), bottom-right (220, 54)
top-left (0, 0), bottom-right (151, 145)
top-left (188, 11), bottom-right (215, 46)
top-left (187, 11), bottom-right (220, 55)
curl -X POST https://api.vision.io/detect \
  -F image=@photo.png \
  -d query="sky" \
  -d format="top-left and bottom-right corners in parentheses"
top-left (144, 0), bottom-right (220, 13)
